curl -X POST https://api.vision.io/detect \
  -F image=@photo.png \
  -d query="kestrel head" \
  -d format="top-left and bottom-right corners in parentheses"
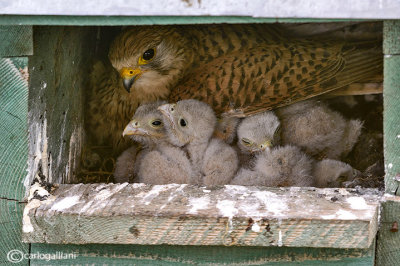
top-left (122, 101), bottom-right (167, 147)
top-left (237, 111), bottom-right (281, 154)
top-left (158, 99), bottom-right (217, 147)
top-left (108, 26), bottom-right (191, 98)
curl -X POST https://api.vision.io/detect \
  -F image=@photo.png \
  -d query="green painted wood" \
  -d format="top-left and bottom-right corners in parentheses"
top-left (27, 26), bottom-right (97, 184)
top-left (383, 56), bottom-right (400, 195)
top-left (0, 57), bottom-right (29, 265)
top-left (30, 243), bottom-right (375, 265)
top-left (0, 26), bottom-right (33, 57)
top-left (384, 20), bottom-right (400, 55)
top-left (376, 197), bottom-right (400, 265)
top-left (0, 15), bottom-right (370, 26)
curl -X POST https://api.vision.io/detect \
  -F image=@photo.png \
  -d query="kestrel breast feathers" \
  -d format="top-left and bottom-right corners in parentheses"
top-left (87, 24), bottom-right (382, 152)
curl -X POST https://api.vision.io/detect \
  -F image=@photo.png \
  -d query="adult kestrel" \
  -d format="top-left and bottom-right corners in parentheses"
top-left (87, 24), bottom-right (381, 153)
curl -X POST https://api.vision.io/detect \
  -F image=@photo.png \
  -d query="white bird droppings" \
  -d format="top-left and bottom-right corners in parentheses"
top-left (51, 196), bottom-right (80, 211)
top-left (347, 197), bottom-right (369, 210)
top-left (388, 163), bottom-right (393, 169)
top-left (278, 230), bottom-right (283, 247)
top-left (188, 196), bottom-right (210, 214)
top-left (336, 209), bottom-right (357, 220)
top-left (217, 200), bottom-right (238, 218)
top-left (251, 222), bottom-right (261, 232)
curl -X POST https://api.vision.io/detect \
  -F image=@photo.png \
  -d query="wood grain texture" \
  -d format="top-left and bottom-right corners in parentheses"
top-left (23, 184), bottom-right (381, 248)
top-left (0, 58), bottom-right (29, 265)
top-left (30, 242), bottom-right (375, 265)
top-left (376, 196), bottom-right (400, 266)
top-left (27, 26), bottom-right (97, 186)
top-left (383, 58), bottom-right (400, 195)
top-left (384, 20), bottom-right (400, 55)
top-left (0, 26), bottom-right (32, 57)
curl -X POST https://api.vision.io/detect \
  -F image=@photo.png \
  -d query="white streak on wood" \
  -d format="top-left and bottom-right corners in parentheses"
top-left (217, 200), bottom-right (238, 232)
top-left (188, 196), bottom-right (210, 214)
top-left (66, 126), bottom-right (83, 183)
top-left (251, 222), bottom-right (260, 232)
top-left (347, 197), bottom-right (369, 210)
top-left (23, 178), bottom-right (55, 233)
top-left (23, 199), bottom-right (41, 233)
top-left (25, 118), bottom-right (49, 195)
top-left (51, 196), bottom-right (80, 211)
top-left (252, 190), bottom-right (288, 217)
top-left (336, 209), bottom-right (357, 220)
top-left (278, 230), bottom-right (283, 247)
top-left (160, 184), bottom-right (187, 210)
top-left (141, 184), bottom-right (178, 205)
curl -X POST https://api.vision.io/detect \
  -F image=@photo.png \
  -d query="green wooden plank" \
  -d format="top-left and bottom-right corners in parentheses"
top-left (30, 243), bottom-right (374, 265)
top-left (383, 55), bottom-right (400, 195)
top-left (0, 58), bottom-right (28, 199)
top-left (0, 57), bottom-right (29, 265)
top-left (376, 197), bottom-right (400, 265)
top-left (0, 15), bottom-right (371, 26)
top-left (384, 20), bottom-right (400, 55)
top-left (0, 26), bottom-right (33, 57)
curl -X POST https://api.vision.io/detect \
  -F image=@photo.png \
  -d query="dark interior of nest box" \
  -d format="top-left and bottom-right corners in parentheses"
top-left (26, 23), bottom-right (384, 188)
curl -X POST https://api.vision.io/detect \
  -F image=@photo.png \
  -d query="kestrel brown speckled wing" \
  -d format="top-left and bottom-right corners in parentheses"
top-left (169, 40), bottom-right (382, 116)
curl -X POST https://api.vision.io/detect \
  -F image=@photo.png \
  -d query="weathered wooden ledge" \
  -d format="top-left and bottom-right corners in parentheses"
top-left (22, 183), bottom-right (382, 248)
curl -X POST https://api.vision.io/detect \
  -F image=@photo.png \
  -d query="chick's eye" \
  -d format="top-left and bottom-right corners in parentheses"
top-left (241, 138), bottom-right (252, 146)
top-left (142, 49), bottom-right (155, 61)
top-left (151, 120), bottom-right (162, 127)
top-left (179, 119), bottom-right (187, 127)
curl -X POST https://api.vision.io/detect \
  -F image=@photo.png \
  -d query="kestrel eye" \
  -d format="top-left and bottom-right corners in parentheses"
top-left (179, 119), bottom-right (187, 127)
top-left (151, 120), bottom-right (162, 127)
top-left (241, 138), bottom-right (252, 146)
top-left (142, 49), bottom-right (155, 61)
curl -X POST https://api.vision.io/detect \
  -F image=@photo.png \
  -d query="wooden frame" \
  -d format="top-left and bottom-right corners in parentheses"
top-left (1, 4), bottom-right (400, 265)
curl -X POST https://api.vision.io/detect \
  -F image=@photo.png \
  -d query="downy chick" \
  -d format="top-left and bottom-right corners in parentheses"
top-left (275, 99), bottom-right (363, 160)
top-left (313, 159), bottom-right (361, 187)
top-left (115, 101), bottom-right (193, 184)
top-left (236, 111), bottom-right (281, 166)
top-left (158, 99), bottom-right (238, 185)
top-left (232, 112), bottom-right (315, 187)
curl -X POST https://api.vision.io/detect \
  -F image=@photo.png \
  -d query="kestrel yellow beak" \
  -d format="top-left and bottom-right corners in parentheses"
top-left (122, 121), bottom-right (148, 137)
top-left (120, 67), bottom-right (142, 93)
